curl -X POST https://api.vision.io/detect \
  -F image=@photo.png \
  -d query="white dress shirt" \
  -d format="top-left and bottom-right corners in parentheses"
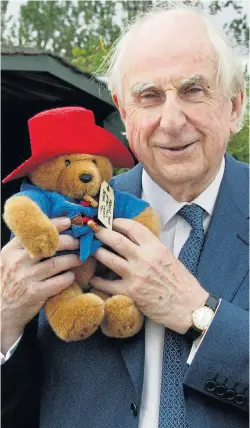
top-left (138, 157), bottom-right (225, 428)
top-left (1, 158), bottom-right (225, 428)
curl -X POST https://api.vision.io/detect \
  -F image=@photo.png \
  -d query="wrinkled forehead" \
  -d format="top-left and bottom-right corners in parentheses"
top-left (120, 11), bottom-right (217, 91)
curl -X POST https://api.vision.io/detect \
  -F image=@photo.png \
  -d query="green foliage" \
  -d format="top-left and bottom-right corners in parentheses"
top-left (2, 1), bottom-right (152, 63)
top-left (209, 1), bottom-right (249, 48)
top-left (227, 123), bottom-right (249, 163)
top-left (1, 0), bottom-right (15, 42)
top-left (2, 1), bottom-right (248, 65)
top-left (113, 168), bottom-right (130, 176)
top-left (1, 1), bottom-right (9, 34)
top-left (2, 1), bottom-right (121, 59)
top-left (72, 39), bottom-right (111, 73)
top-left (71, 1), bottom-right (152, 72)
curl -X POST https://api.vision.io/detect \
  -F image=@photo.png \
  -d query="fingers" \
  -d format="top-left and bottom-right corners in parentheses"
top-left (7, 234), bottom-right (80, 266)
top-left (50, 217), bottom-right (71, 232)
top-left (93, 247), bottom-right (128, 277)
top-left (87, 220), bottom-right (99, 232)
top-left (94, 226), bottom-right (138, 259)
top-left (0, 238), bottom-right (32, 268)
top-left (1, 236), bottom-right (24, 254)
top-left (3, 218), bottom-right (71, 252)
top-left (112, 218), bottom-right (159, 246)
top-left (1, 218), bottom-right (73, 262)
top-left (90, 276), bottom-right (124, 296)
top-left (33, 254), bottom-right (83, 281)
top-left (39, 271), bottom-right (76, 299)
top-left (56, 234), bottom-right (79, 252)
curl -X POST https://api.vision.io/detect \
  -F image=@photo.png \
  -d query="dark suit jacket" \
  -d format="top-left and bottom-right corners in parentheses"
top-left (2, 153), bottom-right (249, 428)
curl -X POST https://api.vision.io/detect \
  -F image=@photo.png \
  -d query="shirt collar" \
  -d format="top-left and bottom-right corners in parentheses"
top-left (142, 157), bottom-right (225, 227)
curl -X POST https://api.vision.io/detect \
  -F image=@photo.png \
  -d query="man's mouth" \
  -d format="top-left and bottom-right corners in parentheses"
top-left (162, 141), bottom-right (197, 152)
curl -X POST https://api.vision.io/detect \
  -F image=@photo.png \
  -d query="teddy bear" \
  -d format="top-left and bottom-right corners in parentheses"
top-left (3, 106), bottom-right (161, 342)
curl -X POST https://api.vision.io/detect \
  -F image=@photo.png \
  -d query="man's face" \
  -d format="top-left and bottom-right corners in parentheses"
top-left (116, 12), bottom-right (241, 197)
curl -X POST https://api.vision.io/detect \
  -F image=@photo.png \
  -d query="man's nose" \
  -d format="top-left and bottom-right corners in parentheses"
top-left (79, 174), bottom-right (93, 183)
top-left (160, 97), bottom-right (187, 132)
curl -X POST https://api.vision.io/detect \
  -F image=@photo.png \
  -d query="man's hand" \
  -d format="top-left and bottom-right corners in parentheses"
top-left (1, 217), bottom-right (84, 354)
top-left (90, 218), bottom-right (209, 334)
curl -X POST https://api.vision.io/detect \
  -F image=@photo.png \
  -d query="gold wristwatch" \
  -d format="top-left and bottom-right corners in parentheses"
top-left (185, 294), bottom-right (220, 341)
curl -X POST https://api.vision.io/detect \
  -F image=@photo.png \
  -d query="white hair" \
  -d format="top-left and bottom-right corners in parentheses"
top-left (101, 1), bottom-right (246, 131)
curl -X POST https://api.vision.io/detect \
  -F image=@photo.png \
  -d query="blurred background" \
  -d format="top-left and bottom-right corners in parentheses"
top-left (1, 0), bottom-right (249, 245)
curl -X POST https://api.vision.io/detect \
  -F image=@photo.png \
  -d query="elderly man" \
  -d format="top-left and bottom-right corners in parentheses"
top-left (1, 3), bottom-right (248, 428)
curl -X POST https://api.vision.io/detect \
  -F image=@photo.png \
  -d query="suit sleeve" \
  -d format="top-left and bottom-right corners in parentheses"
top-left (183, 299), bottom-right (249, 412)
top-left (1, 317), bottom-right (41, 428)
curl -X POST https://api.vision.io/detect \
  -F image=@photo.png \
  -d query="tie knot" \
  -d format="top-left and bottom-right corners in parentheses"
top-left (178, 204), bottom-right (204, 231)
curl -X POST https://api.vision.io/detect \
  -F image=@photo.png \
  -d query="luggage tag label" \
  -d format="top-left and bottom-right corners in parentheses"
top-left (98, 181), bottom-right (114, 229)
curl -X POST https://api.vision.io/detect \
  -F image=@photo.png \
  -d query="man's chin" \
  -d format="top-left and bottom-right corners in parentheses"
top-left (154, 163), bottom-right (202, 186)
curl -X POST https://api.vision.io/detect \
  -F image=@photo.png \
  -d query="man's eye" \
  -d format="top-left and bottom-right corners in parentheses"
top-left (141, 93), bottom-right (157, 99)
top-left (65, 160), bottom-right (71, 166)
top-left (187, 87), bottom-right (203, 94)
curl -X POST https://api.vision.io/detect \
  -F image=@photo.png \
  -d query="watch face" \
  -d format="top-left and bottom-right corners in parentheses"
top-left (192, 307), bottom-right (214, 331)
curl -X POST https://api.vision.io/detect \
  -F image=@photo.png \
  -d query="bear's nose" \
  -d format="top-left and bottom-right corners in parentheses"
top-left (79, 174), bottom-right (93, 183)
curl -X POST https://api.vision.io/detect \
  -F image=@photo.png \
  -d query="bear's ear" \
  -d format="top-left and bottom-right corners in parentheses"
top-left (29, 157), bottom-right (64, 191)
top-left (95, 157), bottom-right (113, 183)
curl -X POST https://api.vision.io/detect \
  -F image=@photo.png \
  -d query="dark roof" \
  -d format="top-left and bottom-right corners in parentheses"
top-left (1, 45), bottom-right (113, 106)
top-left (2, 46), bottom-right (100, 83)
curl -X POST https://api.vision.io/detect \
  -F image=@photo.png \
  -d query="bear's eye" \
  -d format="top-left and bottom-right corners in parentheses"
top-left (65, 160), bottom-right (71, 166)
top-left (92, 159), bottom-right (97, 165)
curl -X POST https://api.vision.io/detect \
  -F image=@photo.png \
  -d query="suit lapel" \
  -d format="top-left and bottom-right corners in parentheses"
top-left (118, 327), bottom-right (145, 399)
top-left (111, 163), bottom-right (143, 198)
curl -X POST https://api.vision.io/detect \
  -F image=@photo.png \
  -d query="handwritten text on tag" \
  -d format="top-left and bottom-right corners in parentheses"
top-left (98, 181), bottom-right (114, 229)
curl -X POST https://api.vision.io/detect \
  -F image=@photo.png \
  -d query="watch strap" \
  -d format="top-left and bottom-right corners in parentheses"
top-left (205, 294), bottom-right (219, 311)
top-left (184, 324), bottom-right (202, 341)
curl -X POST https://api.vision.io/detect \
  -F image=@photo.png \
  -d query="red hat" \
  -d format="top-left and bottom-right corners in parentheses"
top-left (2, 106), bottom-right (134, 183)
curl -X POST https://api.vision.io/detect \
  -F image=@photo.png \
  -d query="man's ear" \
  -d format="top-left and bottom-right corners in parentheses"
top-left (113, 94), bottom-right (126, 122)
top-left (230, 91), bottom-right (244, 135)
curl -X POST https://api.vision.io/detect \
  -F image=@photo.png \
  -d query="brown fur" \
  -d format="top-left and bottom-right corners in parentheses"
top-left (100, 295), bottom-right (144, 338)
top-left (45, 283), bottom-right (105, 341)
top-left (30, 154), bottom-right (113, 199)
top-left (4, 153), bottom-right (160, 341)
top-left (3, 196), bottom-right (59, 258)
top-left (71, 257), bottom-right (97, 291)
top-left (133, 206), bottom-right (161, 237)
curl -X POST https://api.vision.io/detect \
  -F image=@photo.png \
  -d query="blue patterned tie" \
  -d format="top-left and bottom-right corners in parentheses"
top-left (158, 204), bottom-right (205, 428)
